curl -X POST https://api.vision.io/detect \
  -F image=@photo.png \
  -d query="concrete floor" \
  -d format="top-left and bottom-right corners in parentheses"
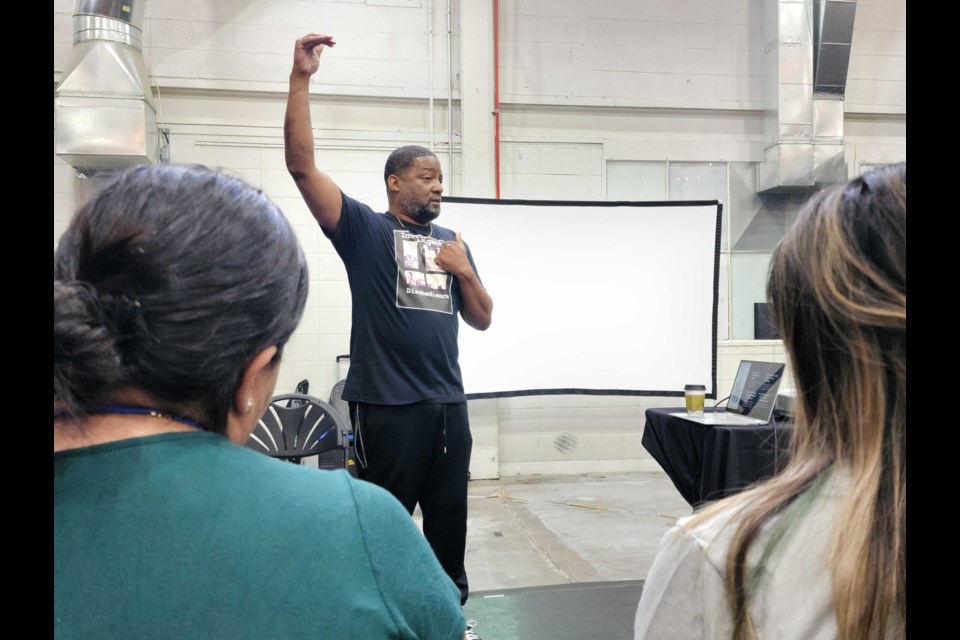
top-left (417, 470), bottom-right (693, 594)
top-left (445, 472), bottom-right (693, 639)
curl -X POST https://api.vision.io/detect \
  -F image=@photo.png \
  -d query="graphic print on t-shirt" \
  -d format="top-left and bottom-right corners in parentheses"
top-left (394, 230), bottom-right (453, 313)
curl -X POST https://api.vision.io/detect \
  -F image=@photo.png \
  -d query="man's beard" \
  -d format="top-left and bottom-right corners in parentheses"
top-left (407, 200), bottom-right (440, 224)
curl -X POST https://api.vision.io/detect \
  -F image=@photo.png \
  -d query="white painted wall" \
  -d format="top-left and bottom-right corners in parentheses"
top-left (845, 0), bottom-right (907, 114)
top-left (53, 0), bottom-right (904, 479)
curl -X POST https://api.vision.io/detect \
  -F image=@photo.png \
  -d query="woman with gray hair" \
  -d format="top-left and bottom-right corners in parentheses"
top-left (54, 164), bottom-right (466, 639)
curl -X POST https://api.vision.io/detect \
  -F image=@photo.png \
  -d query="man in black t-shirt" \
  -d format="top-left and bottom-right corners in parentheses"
top-left (284, 33), bottom-right (494, 609)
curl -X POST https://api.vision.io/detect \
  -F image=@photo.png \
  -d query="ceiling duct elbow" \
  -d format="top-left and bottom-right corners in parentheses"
top-left (757, 0), bottom-right (855, 194)
top-left (55, 0), bottom-right (161, 171)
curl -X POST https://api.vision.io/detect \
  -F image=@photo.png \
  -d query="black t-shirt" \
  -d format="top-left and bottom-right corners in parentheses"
top-left (323, 192), bottom-right (481, 405)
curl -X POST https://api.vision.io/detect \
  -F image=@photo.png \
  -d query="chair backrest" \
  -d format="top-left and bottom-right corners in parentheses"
top-left (328, 380), bottom-right (352, 429)
top-left (287, 379), bottom-right (310, 408)
top-left (245, 393), bottom-right (350, 464)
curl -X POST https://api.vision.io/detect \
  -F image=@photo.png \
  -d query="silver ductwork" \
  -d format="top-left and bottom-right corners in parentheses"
top-left (758, 0), bottom-right (856, 193)
top-left (814, 0), bottom-right (857, 95)
top-left (55, 0), bottom-right (161, 171)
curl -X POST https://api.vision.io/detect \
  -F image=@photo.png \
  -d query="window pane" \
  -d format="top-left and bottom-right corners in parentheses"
top-left (668, 162), bottom-right (726, 201)
top-left (606, 161), bottom-right (666, 200)
top-left (730, 252), bottom-right (773, 340)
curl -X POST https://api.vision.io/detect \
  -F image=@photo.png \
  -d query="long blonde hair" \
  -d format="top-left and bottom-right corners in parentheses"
top-left (687, 162), bottom-right (906, 639)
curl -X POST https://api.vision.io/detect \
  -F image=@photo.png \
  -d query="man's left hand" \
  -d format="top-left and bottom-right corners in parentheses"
top-left (435, 232), bottom-right (474, 279)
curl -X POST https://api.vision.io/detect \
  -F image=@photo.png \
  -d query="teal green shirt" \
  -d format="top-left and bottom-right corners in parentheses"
top-left (54, 432), bottom-right (466, 639)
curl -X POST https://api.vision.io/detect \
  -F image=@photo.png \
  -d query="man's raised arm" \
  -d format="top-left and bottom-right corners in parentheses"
top-left (284, 33), bottom-right (343, 233)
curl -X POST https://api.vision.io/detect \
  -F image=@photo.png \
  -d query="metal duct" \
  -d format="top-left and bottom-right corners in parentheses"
top-left (814, 0), bottom-right (857, 95)
top-left (55, 0), bottom-right (160, 171)
top-left (758, 0), bottom-right (855, 193)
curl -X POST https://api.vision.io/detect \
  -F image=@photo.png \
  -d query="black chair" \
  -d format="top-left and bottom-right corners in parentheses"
top-left (287, 379), bottom-right (310, 407)
top-left (327, 380), bottom-right (360, 477)
top-left (245, 393), bottom-right (352, 470)
top-left (328, 379), bottom-right (351, 429)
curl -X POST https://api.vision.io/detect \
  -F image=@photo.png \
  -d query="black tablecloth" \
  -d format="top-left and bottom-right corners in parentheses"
top-left (642, 407), bottom-right (793, 507)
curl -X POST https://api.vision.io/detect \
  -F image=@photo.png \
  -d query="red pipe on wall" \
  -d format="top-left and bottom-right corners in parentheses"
top-left (493, 0), bottom-right (501, 199)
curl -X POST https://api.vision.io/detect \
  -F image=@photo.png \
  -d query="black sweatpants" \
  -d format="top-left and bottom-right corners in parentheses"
top-left (350, 401), bottom-right (472, 605)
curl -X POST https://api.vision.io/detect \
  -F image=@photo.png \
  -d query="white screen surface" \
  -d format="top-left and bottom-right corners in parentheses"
top-left (439, 197), bottom-right (721, 399)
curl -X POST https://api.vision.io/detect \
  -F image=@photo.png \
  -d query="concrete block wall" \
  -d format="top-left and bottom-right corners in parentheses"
top-left (499, 0), bottom-right (904, 114)
top-left (54, 0), bottom-right (904, 110)
top-left (845, 0), bottom-right (907, 114)
top-left (54, 0), bottom-right (459, 100)
top-left (498, 0), bottom-right (765, 110)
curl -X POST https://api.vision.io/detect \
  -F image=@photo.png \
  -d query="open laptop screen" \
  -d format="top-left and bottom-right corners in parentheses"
top-left (728, 361), bottom-right (786, 422)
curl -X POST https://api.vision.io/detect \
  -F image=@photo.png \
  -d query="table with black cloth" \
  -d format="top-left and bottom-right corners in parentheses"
top-left (642, 407), bottom-right (794, 507)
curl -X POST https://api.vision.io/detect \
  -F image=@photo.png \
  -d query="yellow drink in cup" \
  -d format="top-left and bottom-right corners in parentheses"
top-left (684, 384), bottom-right (706, 416)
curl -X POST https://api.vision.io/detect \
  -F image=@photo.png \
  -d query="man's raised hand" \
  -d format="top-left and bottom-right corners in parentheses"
top-left (292, 33), bottom-right (336, 78)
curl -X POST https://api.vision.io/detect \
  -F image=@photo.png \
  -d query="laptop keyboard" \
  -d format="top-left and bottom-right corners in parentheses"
top-left (706, 412), bottom-right (762, 425)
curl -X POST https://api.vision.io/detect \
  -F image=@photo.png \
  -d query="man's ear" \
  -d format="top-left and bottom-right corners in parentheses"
top-left (387, 175), bottom-right (400, 193)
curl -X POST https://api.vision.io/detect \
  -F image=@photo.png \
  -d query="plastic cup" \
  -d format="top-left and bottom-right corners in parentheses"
top-left (684, 384), bottom-right (706, 416)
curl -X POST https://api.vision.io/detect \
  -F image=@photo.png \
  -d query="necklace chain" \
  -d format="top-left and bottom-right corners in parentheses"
top-left (54, 404), bottom-right (205, 430)
top-left (393, 214), bottom-right (433, 239)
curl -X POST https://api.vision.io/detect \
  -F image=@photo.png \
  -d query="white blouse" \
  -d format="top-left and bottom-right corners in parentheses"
top-left (633, 474), bottom-right (849, 639)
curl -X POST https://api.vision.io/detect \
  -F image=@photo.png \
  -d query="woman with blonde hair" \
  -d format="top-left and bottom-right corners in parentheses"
top-left (634, 162), bottom-right (906, 639)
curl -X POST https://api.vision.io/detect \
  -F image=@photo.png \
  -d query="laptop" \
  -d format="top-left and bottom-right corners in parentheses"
top-left (672, 360), bottom-right (786, 426)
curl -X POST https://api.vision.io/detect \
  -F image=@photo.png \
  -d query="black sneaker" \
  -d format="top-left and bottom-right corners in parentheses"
top-left (465, 619), bottom-right (481, 640)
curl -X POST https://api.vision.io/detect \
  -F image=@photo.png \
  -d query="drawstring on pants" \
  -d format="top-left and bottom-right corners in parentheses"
top-left (353, 404), bottom-right (368, 469)
top-left (353, 403), bottom-right (448, 461)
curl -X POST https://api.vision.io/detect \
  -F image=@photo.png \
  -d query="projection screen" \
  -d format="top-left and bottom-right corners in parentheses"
top-left (439, 197), bottom-right (721, 400)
